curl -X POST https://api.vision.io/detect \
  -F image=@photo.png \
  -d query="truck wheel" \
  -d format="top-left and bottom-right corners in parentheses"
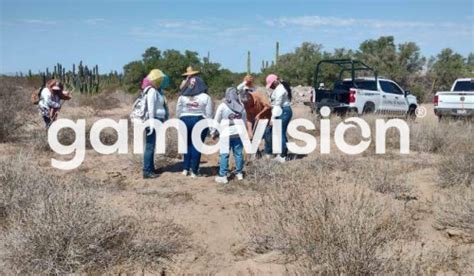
top-left (362, 103), bottom-right (375, 114)
top-left (407, 105), bottom-right (417, 120)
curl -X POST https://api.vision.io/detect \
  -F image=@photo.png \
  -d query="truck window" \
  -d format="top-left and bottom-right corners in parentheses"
top-left (453, 81), bottom-right (474, 91)
top-left (380, 81), bottom-right (403, 95)
top-left (342, 80), bottom-right (377, 91)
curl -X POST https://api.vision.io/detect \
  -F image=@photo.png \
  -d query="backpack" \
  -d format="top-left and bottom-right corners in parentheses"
top-left (31, 86), bottom-right (44, 105)
top-left (280, 80), bottom-right (292, 102)
top-left (130, 86), bottom-right (152, 122)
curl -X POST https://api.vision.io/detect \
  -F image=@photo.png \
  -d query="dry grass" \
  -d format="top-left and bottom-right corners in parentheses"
top-left (433, 187), bottom-right (474, 241)
top-left (0, 155), bottom-right (190, 274)
top-left (0, 78), bottom-right (35, 142)
top-left (242, 157), bottom-right (419, 274)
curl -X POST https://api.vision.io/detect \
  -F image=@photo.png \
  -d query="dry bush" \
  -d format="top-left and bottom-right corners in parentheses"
top-left (437, 150), bottom-right (473, 188)
top-left (70, 91), bottom-right (121, 112)
top-left (433, 187), bottom-right (474, 241)
top-left (0, 78), bottom-right (34, 142)
top-left (410, 120), bottom-right (472, 153)
top-left (354, 161), bottom-right (413, 198)
top-left (242, 158), bottom-right (418, 274)
top-left (0, 155), bottom-right (189, 274)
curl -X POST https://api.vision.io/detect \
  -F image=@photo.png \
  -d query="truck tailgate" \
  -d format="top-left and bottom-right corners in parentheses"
top-left (437, 92), bottom-right (474, 109)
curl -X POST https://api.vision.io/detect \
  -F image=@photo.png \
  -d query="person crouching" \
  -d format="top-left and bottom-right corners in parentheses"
top-left (38, 80), bottom-right (71, 128)
top-left (211, 87), bottom-right (247, 184)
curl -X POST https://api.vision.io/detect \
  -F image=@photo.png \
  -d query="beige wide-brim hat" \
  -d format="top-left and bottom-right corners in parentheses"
top-left (182, 66), bottom-right (200, 76)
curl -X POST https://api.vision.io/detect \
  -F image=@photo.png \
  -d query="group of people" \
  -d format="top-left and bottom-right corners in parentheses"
top-left (36, 66), bottom-right (293, 184)
top-left (140, 66), bottom-right (293, 184)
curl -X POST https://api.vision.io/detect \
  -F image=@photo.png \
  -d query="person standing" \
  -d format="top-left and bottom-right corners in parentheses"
top-left (176, 74), bottom-right (213, 178)
top-left (265, 74), bottom-right (293, 163)
top-left (211, 87), bottom-right (247, 184)
top-left (38, 80), bottom-right (71, 128)
top-left (142, 69), bottom-right (170, 179)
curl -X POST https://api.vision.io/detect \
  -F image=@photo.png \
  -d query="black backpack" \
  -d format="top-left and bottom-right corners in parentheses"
top-left (280, 80), bottom-right (292, 102)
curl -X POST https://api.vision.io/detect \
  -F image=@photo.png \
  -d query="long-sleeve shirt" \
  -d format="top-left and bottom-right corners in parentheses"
top-left (270, 83), bottom-right (291, 120)
top-left (176, 93), bottom-right (213, 118)
top-left (237, 81), bottom-right (256, 93)
top-left (211, 103), bottom-right (247, 138)
top-left (146, 87), bottom-right (168, 120)
top-left (38, 88), bottom-right (61, 117)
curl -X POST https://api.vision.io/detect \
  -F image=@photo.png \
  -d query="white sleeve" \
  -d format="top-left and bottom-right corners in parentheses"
top-left (211, 104), bottom-right (224, 135)
top-left (176, 96), bottom-right (184, 118)
top-left (205, 95), bottom-right (213, 119)
top-left (237, 81), bottom-right (246, 91)
top-left (45, 90), bottom-right (61, 109)
top-left (271, 87), bottom-right (286, 120)
top-left (147, 88), bottom-right (157, 120)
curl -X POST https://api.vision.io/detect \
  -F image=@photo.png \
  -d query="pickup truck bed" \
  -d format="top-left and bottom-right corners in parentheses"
top-left (434, 79), bottom-right (474, 119)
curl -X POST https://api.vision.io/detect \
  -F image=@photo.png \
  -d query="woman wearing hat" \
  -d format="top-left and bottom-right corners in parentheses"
top-left (211, 87), bottom-right (247, 184)
top-left (142, 69), bottom-right (170, 179)
top-left (265, 74), bottom-right (293, 163)
top-left (176, 72), bottom-right (212, 178)
top-left (38, 79), bottom-right (71, 128)
top-left (179, 66), bottom-right (200, 90)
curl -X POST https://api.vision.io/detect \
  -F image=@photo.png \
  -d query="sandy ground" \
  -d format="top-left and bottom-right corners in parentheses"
top-left (3, 99), bottom-right (472, 274)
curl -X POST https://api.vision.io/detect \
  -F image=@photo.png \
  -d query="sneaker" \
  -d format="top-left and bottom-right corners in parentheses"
top-left (182, 170), bottom-right (189, 176)
top-left (143, 172), bottom-right (160, 179)
top-left (215, 176), bottom-right (228, 184)
top-left (273, 155), bottom-right (286, 163)
top-left (264, 154), bottom-right (273, 160)
top-left (190, 172), bottom-right (198, 178)
top-left (236, 173), bottom-right (244, 181)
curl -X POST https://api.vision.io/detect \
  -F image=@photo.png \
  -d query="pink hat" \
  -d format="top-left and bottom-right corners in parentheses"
top-left (265, 74), bottom-right (278, 89)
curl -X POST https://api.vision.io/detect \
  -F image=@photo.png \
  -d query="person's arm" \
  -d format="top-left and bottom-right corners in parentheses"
top-left (211, 104), bottom-right (223, 138)
top-left (241, 110), bottom-right (252, 139)
top-left (236, 81), bottom-right (246, 91)
top-left (256, 104), bottom-right (271, 121)
top-left (176, 96), bottom-right (183, 118)
top-left (147, 88), bottom-right (157, 121)
top-left (46, 91), bottom-right (61, 109)
top-left (205, 95), bottom-right (213, 119)
top-left (271, 88), bottom-right (284, 120)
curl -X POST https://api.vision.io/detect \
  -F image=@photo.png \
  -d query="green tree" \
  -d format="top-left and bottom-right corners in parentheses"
top-left (430, 48), bottom-right (466, 91)
top-left (122, 61), bottom-right (146, 93)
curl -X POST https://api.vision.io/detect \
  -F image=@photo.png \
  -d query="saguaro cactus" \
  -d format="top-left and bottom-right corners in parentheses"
top-left (275, 41), bottom-right (280, 65)
top-left (247, 51), bottom-right (251, 74)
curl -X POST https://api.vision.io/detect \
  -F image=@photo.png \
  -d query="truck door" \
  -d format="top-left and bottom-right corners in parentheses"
top-left (379, 80), bottom-right (408, 115)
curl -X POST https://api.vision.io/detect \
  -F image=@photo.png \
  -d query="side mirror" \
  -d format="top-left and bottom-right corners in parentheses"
top-left (404, 90), bottom-right (410, 97)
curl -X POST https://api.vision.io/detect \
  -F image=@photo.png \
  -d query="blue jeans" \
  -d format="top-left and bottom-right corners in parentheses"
top-left (266, 106), bottom-right (293, 156)
top-left (219, 137), bottom-right (244, 177)
top-left (143, 118), bottom-right (164, 176)
top-left (42, 115), bottom-right (52, 128)
top-left (181, 116), bottom-right (208, 174)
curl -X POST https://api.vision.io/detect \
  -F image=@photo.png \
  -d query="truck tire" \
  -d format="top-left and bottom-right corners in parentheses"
top-left (362, 102), bottom-right (375, 114)
top-left (407, 105), bottom-right (417, 120)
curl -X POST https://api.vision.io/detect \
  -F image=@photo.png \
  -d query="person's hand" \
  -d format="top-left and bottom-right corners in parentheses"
top-left (211, 133), bottom-right (218, 141)
top-left (255, 114), bottom-right (261, 121)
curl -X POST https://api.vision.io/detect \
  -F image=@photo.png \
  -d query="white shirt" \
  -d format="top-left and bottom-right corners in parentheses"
top-left (211, 103), bottom-right (247, 138)
top-left (176, 93), bottom-right (213, 118)
top-left (270, 83), bottom-right (291, 119)
top-left (145, 87), bottom-right (167, 120)
top-left (38, 88), bottom-right (61, 117)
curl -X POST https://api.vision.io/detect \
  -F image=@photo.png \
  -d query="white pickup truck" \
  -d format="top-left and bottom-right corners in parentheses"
top-left (434, 78), bottom-right (474, 120)
top-left (307, 59), bottom-right (418, 117)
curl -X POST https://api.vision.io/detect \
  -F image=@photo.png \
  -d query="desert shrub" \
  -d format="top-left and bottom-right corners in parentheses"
top-left (410, 120), bottom-right (472, 153)
top-left (433, 187), bottom-right (474, 240)
top-left (0, 78), bottom-right (33, 142)
top-left (242, 158), bottom-right (415, 274)
top-left (354, 161), bottom-right (413, 198)
top-left (437, 151), bottom-right (473, 188)
top-left (0, 155), bottom-right (189, 274)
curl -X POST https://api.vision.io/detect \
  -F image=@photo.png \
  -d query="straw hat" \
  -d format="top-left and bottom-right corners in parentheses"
top-left (182, 66), bottom-right (200, 77)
